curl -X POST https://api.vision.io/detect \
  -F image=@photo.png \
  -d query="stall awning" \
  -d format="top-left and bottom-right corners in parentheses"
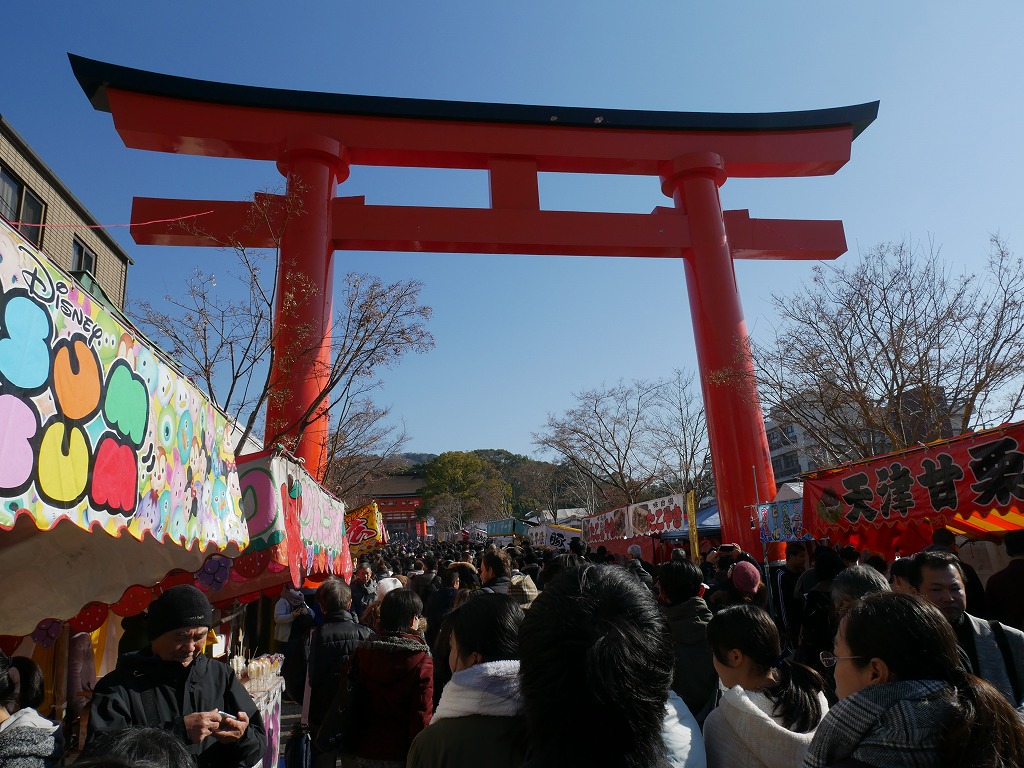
top-left (802, 421), bottom-right (1024, 542)
top-left (0, 222), bottom-right (248, 638)
top-left (225, 449), bottom-right (352, 597)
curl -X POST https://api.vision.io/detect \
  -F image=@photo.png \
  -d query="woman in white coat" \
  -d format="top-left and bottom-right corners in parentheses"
top-left (703, 605), bottom-right (829, 768)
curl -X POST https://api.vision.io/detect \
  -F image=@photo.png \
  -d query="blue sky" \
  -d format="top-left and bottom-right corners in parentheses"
top-left (5, 3), bottom-right (1021, 457)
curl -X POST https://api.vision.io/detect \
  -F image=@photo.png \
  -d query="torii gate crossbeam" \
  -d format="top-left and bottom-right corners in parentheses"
top-left (71, 54), bottom-right (877, 554)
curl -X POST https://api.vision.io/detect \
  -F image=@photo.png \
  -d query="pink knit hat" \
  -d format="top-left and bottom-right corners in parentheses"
top-left (730, 561), bottom-right (762, 596)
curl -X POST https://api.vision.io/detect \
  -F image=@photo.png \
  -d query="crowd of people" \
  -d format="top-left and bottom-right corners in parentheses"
top-left (1, 528), bottom-right (1022, 767)
top-left (281, 530), bottom-right (1024, 768)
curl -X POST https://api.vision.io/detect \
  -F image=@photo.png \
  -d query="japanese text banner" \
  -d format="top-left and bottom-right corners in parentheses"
top-left (632, 494), bottom-right (686, 536)
top-left (802, 422), bottom-right (1024, 537)
top-left (528, 524), bottom-right (582, 550)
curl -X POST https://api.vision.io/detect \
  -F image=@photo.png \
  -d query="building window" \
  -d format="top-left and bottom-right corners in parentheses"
top-left (0, 169), bottom-right (19, 220)
top-left (0, 166), bottom-right (45, 247)
top-left (73, 239), bottom-right (97, 275)
top-left (781, 451), bottom-right (801, 471)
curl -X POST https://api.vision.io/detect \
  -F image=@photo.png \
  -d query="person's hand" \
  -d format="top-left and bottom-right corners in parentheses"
top-left (184, 710), bottom-right (223, 744)
top-left (212, 710), bottom-right (249, 743)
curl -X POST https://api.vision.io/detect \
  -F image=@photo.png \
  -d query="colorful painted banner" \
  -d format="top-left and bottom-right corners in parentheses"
top-left (802, 422), bottom-right (1024, 539)
top-left (758, 500), bottom-right (812, 543)
top-left (236, 451), bottom-right (351, 586)
top-left (346, 501), bottom-right (385, 557)
top-left (0, 221), bottom-right (248, 636)
top-left (0, 222), bottom-right (247, 544)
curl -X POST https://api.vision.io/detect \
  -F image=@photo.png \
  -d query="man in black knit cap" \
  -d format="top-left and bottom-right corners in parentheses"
top-left (85, 584), bottom-right (266, 767)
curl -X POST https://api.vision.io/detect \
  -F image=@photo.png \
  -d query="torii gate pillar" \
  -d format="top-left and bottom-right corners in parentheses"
top-left (265, 136), bottom-right (349, 472)
top-left (661, 152), bottom-right (775, 539)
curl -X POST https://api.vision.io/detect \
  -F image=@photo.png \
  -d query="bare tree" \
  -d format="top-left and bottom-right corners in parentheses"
top-left (649, 368), bottom-right (711, 496)
top-left (550, 459), bottom-right (603, 518)
top-left (132, 188), bottom-right (434, 459)
top-left (533, 380), bottom-right (664, 507)
top-left (754, 237), bottom-right (1024, 463)
top-left (321, 401), bottom-right (410, 506)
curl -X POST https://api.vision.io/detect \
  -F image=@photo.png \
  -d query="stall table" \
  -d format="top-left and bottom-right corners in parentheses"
top-left (243, 673), bottom-right (285, 768)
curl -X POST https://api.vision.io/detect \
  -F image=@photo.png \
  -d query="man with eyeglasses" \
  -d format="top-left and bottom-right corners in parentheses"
top-left (910, 550), bottom-right (1024, 713)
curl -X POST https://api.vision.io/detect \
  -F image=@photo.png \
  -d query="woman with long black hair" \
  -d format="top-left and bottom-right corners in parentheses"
top-left (704, 604), bottom-right (829, 768)
top-left (407, 592), bottom-right (526, 768)
top-left (805, 592), bottom-right (1024, 768)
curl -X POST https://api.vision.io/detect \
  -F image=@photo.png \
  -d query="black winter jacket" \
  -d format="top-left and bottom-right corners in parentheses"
top-left (662, 597), bottom-right (718, 724)
top-left (307, 611), bottom-right (373, 726)
top-left (85, 649), bottom-right (266, 768)
top-left (424, 587), bottom-right (458, 648)
top-left (351, 582), bottom-right (376, 618)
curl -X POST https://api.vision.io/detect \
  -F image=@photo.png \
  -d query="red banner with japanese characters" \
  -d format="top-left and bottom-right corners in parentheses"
top-left (802, 422), bottom-right (1024, 538)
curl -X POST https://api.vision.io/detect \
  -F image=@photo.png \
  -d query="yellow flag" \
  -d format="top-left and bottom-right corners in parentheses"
top-left (687, 491), bottom-right (700, 564)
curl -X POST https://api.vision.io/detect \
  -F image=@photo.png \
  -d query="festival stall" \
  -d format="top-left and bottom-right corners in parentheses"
top-left (215, 447), bottom-right (353, 603)
top-left (0, 220), bottom-right (250, 645)
top-left (800, 421), bottom-right (1024, 558)
top-left (38, 443), bottom-right (354, 668)
top-left (209, 448), bottom-right (352, 754)
top-left (0, 220), bottom-right (252, 733)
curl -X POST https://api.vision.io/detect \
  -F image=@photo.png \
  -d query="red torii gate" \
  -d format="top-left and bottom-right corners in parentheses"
top-left (71, 54), bottom-right (877, 555)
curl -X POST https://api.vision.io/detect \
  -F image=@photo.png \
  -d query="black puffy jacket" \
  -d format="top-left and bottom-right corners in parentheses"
top-left (307, 612), bottom-right (373, 726)
top-left (86, 649), bottom-right (266, 768)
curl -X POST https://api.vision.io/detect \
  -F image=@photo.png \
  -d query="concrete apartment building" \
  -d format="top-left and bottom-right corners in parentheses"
top-left (765, 418), bottom-right (822, 483)
top-left (0, 115), bottom-right (132, 308)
